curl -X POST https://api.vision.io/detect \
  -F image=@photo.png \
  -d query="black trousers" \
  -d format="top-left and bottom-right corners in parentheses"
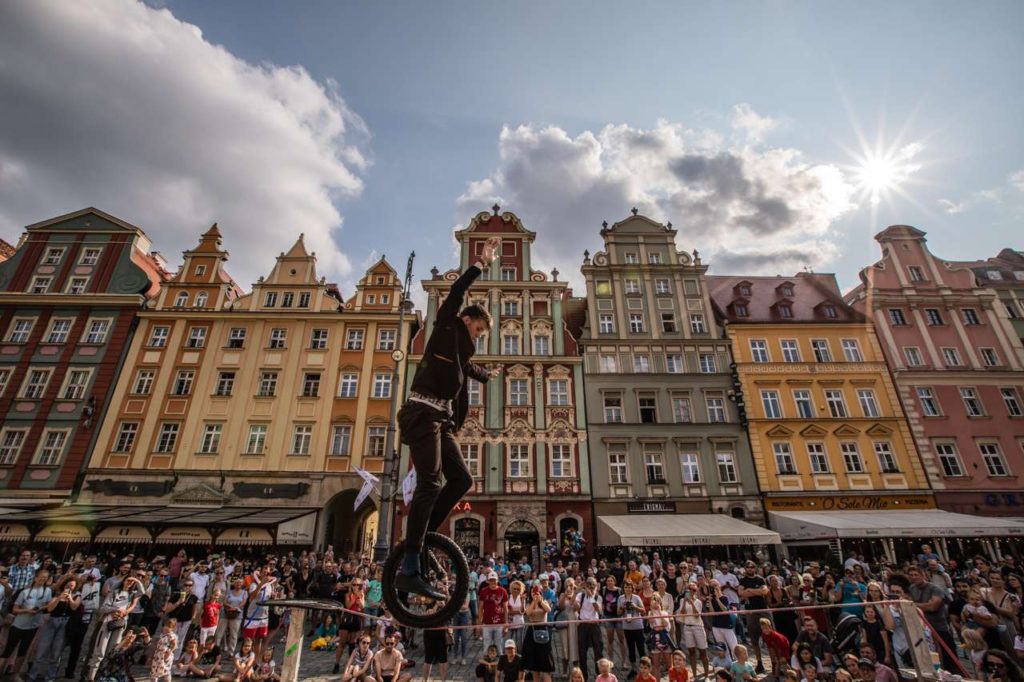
top-left (624, 628), bottom-right (645, 665)
top-left (399, 402), bottom-right (472, 555)
top-left (576, 622), bottom-right (603, 681)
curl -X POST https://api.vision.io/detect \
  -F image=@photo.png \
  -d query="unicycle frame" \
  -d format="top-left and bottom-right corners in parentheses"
top-left (381, 531), bottom-right (469, 629)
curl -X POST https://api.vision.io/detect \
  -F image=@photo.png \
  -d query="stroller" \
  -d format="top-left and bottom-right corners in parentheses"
top-left (831, 613), bottom-right (863, 657)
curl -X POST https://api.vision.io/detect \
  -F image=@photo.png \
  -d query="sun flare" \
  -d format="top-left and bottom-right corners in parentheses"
top-left (847, 142), bottom-right (924, 207)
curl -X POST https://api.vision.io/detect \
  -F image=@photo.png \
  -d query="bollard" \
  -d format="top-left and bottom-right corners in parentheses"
top-left (897, 599), bottom-right (935, 680)
top-left (280, 608), bottom-right (306, 682)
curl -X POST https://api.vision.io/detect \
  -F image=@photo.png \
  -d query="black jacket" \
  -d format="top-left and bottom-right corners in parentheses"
top-left (410, 264), bottom-right (490, 430)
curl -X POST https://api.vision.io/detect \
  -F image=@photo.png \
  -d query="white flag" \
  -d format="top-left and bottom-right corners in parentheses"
top-left (402, 468), bottom-right (417, 506)
top-left (353, 467), bottom-right (380, 511)
top-left (354, 466), bottom-right (380, 486)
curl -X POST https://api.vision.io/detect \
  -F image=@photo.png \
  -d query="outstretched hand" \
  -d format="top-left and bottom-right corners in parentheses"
top-left (480, 237), bottom-right (500, 264)
top-left (486, 364), bottom-right (502, 379)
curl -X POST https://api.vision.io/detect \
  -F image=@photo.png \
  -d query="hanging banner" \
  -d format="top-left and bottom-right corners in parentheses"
top-left (353, 467), bottom-right (380, 511)
top-left (402, 468), bottom-right (416, 506)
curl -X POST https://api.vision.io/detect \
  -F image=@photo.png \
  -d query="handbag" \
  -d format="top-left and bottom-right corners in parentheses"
top-left (531, 625), bottom-right (550, 645)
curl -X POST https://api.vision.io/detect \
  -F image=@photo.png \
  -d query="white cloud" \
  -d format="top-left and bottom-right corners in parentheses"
top-left (457, 116), bottom-right (856, 289)
top-left (731, 103), bottom-right (778, 144)
top-left (1010, 170), bottom-right (1024, 193)
top-left (0, 0), bottom-right (369, 285)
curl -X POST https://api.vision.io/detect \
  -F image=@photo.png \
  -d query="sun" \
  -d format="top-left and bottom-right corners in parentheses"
top-left (849, 143), bottom-right (923, 206)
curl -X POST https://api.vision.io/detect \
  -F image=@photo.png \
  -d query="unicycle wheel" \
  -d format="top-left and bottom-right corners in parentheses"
top-left (382, 531), bottom-right (469, 629)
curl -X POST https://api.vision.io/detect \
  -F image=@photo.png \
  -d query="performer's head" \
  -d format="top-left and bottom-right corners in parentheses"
top-left (460, 304), bottom-right (493, 339)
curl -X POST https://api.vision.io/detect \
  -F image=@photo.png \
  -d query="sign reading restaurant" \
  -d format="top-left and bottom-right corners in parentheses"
top-left (765, 494), bottom-right (935, 512)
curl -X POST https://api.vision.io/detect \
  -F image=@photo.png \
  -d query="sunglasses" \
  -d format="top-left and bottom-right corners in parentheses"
top-left (985, 662), bottom-right (1007, 672)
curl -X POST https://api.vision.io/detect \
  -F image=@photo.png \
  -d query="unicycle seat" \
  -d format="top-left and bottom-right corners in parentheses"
top-left (382, 531), bottom-right (469, 629)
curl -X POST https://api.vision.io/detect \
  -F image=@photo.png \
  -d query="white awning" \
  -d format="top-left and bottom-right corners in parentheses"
top-left (597, 514), bottom-right (781, 547)
top-left (769, 510), bottom-right (1024, 541)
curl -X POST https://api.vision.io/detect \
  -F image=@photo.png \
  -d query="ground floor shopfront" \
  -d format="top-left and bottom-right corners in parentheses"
top-left (934, 490), bottom-right (1024, 518)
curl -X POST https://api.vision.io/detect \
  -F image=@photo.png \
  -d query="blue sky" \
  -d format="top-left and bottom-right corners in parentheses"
top-left (1, 0), bottom-right (1020, 298)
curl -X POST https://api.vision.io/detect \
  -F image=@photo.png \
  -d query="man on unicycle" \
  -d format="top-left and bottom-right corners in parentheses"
top-left (393, 236), bottom-right (501, 600)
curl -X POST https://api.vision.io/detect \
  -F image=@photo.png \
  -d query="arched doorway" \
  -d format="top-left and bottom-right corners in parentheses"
top-left (323, 490), bottom-right (377, 556)
top-left (453, 517), bottom-right (482, 559)
top-left (504, 519), bottom-right (540, 567)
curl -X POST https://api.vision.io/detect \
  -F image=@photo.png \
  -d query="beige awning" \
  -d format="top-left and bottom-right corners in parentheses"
top-left (769, 510), bottom-right (1024, 541)
top-left (94, 526), bottom-right (153, 544)
top-left (597, 514), bottom-right (781, 547)
top-left (0, 522), bottom-right (31, 542)
top-left (36, 523), bottom-right (91, 543)
top-left (276, 513), bottom-right (317, 545)
top-left (217, 527), bottom-right (273, 545)
top-left (155, 527), bottom-right (213, 545)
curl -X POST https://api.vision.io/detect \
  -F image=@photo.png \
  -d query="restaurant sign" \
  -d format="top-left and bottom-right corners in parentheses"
top-left (765, 494), bottom-right (934, 512)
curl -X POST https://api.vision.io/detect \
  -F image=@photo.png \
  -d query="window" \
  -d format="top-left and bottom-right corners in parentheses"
top-left (198, 424), bottom-right (222, 454)
top-left (699, 353), bottom-right (717, 373)
top-left (7, 319), bottom-right (34, 343)
top-left (36, 430), bottom-right (68, 465)
top-left (600, 354), bottom-right (618, 373)
top-left (21, 369), bottom-right (51, 399)
top-left (172, 370), bottom-right (194, 396)
top-left (794, 390), bottom-right (814, 418)
top-left (908, 265), bottom-right (925, 282)
top-left (346, 329), bottom-right (364, 350)
top-left (310, 329), bottom-right (329, 350)
top-left (839, 442), bottom-right (863, 472)
top-left (186, 327), bottom-right (207, 348)
top-left (281, 292), bottom-right (294, 308)
top-left (266, 328), bottom-right (286, 349)
top-left (533, 335), bottom-right (550, 356)
top-left (644, 445), bottom-right (665, 483)
top-left (811, 340), bottom-right (832, 362)
top-left (258, 371), bottom-right (278, 397)
top-left (604, 394), bottom-right (623, 423)
top-left (367, 426), bottom-right (386, 457)
top-left (638, 394), bottom-right (658, 423)
top-left (599, 315), bottom-right (615, 334)
top-left (245, 425), bottom-right (268, 455)
top-left (942, 347), bottom-right (962, 367)
top-left (224, 327), bottom-right (246, 349)
top-left (680, 452), bottom-right (701, 483)
top-left (655, 279), bottom-right (670, 294)
top-left (1008, 303), bottom-right (1022, 319)
top-left (62, 369), bottom-right (90, 400)
top-left (301, 372), bottom-right (322, 398)
top-left (298, 292), bottom-right (311, 308)
top-left (0, 429), bottom-right (26, 465)
top-left (549, 379), bottom-right (568, 406)
top-left (780, 284), bottom-right (795, 297)
top-left (148, 326), bottom-right (169, 347)
top-left (874, 441), bottom-right (899, 473)
top-left (841, 339), bottom-right (863, 362)
top-left (963, 308), bottom-right (981, 326)
top-left (462, 443), bottom-right (481, 478)
top-left (888, 308), bottom-right (907, 326)
top-left (717, 452), bottom-right (738, 483)
top-left (474, 334), bottom-right (487, 353)
top-left (551, 444), bottom-right (573, 478)
top-left (666, 354), bottom-right (684, 373)
top-left (500, 266), bottom-right (516, 281)
top-left (738, 284), bottom-right (752, 296)
top-left (625, 279), bottom-right (640, 294)
top-left (80, 247), bottom-right (102, 265)
top-left (213, 371), bottom-right (235, 397)
top-left (372, 373), bottom-right (392, 398)
top-left (43, 247), bottom-right (65, 265)
top-left (857, 389), bottom-right (880, 417)
top-left (917, 387), bottom-right (941, 416)
top-left (46, 319), bottom-right (73, 344)
top-left (608, 446), bottom-right (628, 484)
top-left (508, 444), bottom-right (531, 477)
top-left (264, 292), bottom-right (278, 307)
top-left (1001, 388), bottom-right (1022, 417)
top-left (66, 277), bottom-right (88, 294)
top-left (825, 389), bottom-right (847, 417)
top-left (762, 390), bottom-right (783, 418)
top-left (633, 354), bottom-right (651, 373)
top-left (625, 253), bottom-right (638, 264)
top-left (132, 369), bottom-right (155, 395)
top-left (155, 423), bottom-right (179, 453)
top-left (936, 443), bottom-right (964, 477)
top-left (981, 348), bottom-right (999, 367)
top-left (595, 280), bottom-right (612, 297)
top-left (925, 308), bottom-right (944, 326)
top-left (750, 340), bottom-right (770, 363)
top-left (671, 395), bottom-right (692, 423)
top-left (502, 334), bottom-right (520, 355)
top-left (960, 387), bottom-right (984, 416)
top-left (822, 305), bottom-right (838, 319)
top-left (29, 277), bottom-right (51, 294)
top-left (773, 442), bottom-right (796, 474)
top-left (780, 340), bottom-right (800, 362)
top-left (661, 313), bottom-right (677, 333)
top-left (734, 303), bottom-right (749, 317)
top-left (509, 379), bottom-right (528, 406)
top-left (174, 292), bottom-right (188, 307)
top-left (366, 295), bottom-right (376, 304)
top-left (194, 265), bottom-right (207, 277)
top-left (194, 292), bottom-right (208, 308)
top-left (981, 443), bottom-right (1009, 477)
top-left (648, 252), bottom-right (662, 264)
top-left (778, 304), bottom-right (793, 318)
top-left (338, 372), bottom-right (358, 398)
top-left (706, 396), bottom-right (726, 423)
top-left (689, 314), bottom-right (707, 334)
top-left (291, 425), bottom-right (313, 455)
top-left (629, 314), bottom-right (644, 333)
top-left (807, 443), bottom-right (829, 474)
top-left (466, 378), bottom-right (482, 406)
top-left (84, 320), bottom-right (110, 344)
top-left (502, 300), bottom-right (519, 316)
top-left (904, 347), bottom-right (923, 367)
top-left (112, 423), bottom-right (138, 454)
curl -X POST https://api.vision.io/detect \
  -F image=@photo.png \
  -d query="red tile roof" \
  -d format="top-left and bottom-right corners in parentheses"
top-left (707, 272), bottom-right (864, 324)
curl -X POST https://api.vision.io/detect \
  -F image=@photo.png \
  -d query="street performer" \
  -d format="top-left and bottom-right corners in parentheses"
top-left (395, 235), bottom-right (501, 599)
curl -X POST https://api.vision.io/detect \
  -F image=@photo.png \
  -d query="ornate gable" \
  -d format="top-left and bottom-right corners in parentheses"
top-left (865, 423), bottom-right (894, 437)
top-left (765, 424), bottom-right (794, 438)
top-left (833, 424), bottom-right (861, 438)
top-left (799, 424), bottom-right (829, 438)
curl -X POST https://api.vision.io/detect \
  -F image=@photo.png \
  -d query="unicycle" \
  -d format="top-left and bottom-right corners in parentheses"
top-left (381, 531), bottom-right (469, 629)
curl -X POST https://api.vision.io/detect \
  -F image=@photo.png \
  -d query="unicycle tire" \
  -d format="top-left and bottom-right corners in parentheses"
top-left (382, 531), bottom-right (469, 629)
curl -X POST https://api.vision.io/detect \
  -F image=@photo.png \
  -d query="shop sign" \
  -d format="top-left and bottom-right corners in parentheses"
top-left (985, 493), bottom-right (1023, 509)
top-left (627, 501), bottom-right (677, 514)
top-left (766, 495), bottom-right (934, 512)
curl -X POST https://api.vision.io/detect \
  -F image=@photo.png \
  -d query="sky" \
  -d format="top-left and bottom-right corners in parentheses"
top-left (0, 0), bottom-right (1021, 302)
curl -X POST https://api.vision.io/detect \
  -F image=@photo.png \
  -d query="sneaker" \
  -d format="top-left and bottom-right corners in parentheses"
top-left (393, 572), bottom-right (446, 601)
top-left (755, 662), bottom-right (766, 674)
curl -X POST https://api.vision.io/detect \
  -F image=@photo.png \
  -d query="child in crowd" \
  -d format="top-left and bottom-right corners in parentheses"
top-left (709, 642), bottom-right (731, 670)
top-left (595, 658), bottom-right (618, 682)
top-left (201, 587), bottom-right (223, 645)
top-left (960, 627), bottom-right (988, 677)
top-left (475, 644), bottom-right (499, 682)
top-left (150, 618), bottom-right (179, 682)
top-left (667, 650), bottom-right (690, 682)
top-left (252, 648), bottom-right (280, 682)
top-left (730, 644), bottom-right (756, 682)
top-left (634, 657), bottom-right (657, 682)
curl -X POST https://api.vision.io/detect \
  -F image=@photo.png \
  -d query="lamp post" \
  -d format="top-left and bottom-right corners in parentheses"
top-left (373, 251), bottom-right (415, 564)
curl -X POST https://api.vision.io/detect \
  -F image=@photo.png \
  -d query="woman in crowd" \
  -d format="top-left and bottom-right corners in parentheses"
top-left (28, 574), bottom-right (80, 682)
top-left (557, 577), bottom-right (580, 678)
top-left (0, 569), bottom-right (52, 677)
top-left (766, 573), bottom-right (798, 643)
top-left (95, 626), bottom-right (151, 682)
top-left (522, 581), bottom-right (554, 682)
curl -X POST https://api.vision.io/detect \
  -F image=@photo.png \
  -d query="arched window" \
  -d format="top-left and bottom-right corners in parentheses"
top-left (194, 292), bottom-right (208, 308)
top-left (453, 517), bottom-right (481, 559)
top-left (731, 506), bottom-right (746, 519)
top-left (174, 292), bottom-right (188, 307)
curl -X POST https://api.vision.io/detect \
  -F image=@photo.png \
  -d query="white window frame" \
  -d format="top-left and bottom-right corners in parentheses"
top-left (80, 247), bottom-right (102, 265)
top-left (925, 308), bottom-right (944, 325)
top-left (780, 339), bottom-right (800, 362)
top-left (268, 328), bottom-right (287, 349)
top-left (628, 313), bottom-right (644, 333)
top-left (825, 389), bottom-right (848, 418)
top-left (717, 452), bottom-right (738, 483)
top-left (598, 315), bottom-right (615, 334)
top-left (112, 422), bottom-right (139, 454)
top-left (841, 339), bottom-right (863, 362)
top-left (794, 390), bottom-right (814, 419)
top-left (245, 425), bottom-right (268, 455)
top-left (0, 428), bottom-right (28, 465)
top-left (65, 277), bottom-right (89, 295)
top-left (638, 393), bottom-right (658, 423)
top-left (301, 372), bottom-right (322, 398)
top-left (840, 442), bottom-right (864, 473)
top-left (174, 292), bottom-right (189, 307)
top-left (290, 424), bottom-right (313, 456)
top-left (264, 292), bottom-right (278, 307)
top-left (762, 390), bottom-right (783, 419)
top-left (811, 339), bottom-right (832, 362)
top-left (643, 444), bottom-right (666, 483)
top-left (608, 447), bottom-right (629, 484)
top-left (962, 308), bottom-right (981, 326)
top-left (43, 247), bottom-right (65, 265)
top-left (132, 369), bottom-right (155, 395)
top-left (689, 314), bottom-right (707, 334)
top-left (698, 353), bottom-right (717, 374)
top-left (857, 389), bottom-right (880, 418)
top-left (509, 378), bottom-right (529, 406)
top-left (888, 308), bottom-right (907, 326)
top-left (462, 443), bottom-right (482, 478)
top-left (980, 348), bottom-right (999, 367)
top-left (367, 426), bottom-right (386, 457)
top-left (172, 369), bottom-right (195, 396)
top-left (20, 368), bottom-right (53, 399)
top-left (807, 442), bottom-right (829, 474)
top-left (960, 387), bottom-right (985, 417)
top-left (603, 394), bottom-right (623, 423)
top-left (45, 318), bottom-right (74, 344)
top-left (904, 347), bottom-right (923, 367)
top-left (680, 451), bottom-right (701, 483)
top-left (310, 329), bottom-right (329, 350)
top-left (633, 354), bottom-right (651, 373)
top-left (29, 277), bottom-right (51, 294)
top-left (1001, 387), bottom-right (1023, 417)
top-left (338, 372), bottom-right (358, 398)
top-left (34, 429), bottom-right (69, 465)
top-left (935, 442), bottom-right (964, 477)
top-left (550, 444), bottom-right (574, 478)
top-left (194, 292), bottom-right (208, 308)
top-left (980, 442), bottom-right (1009, 477)
top-left (533, 334), bottom-right (550, 356)
top-left (941, 347), bottom-right (962, 367)
top-left (661, 313), bottom-right (677, 333)
top-left (548, 379), bottom-right (569, 406)
top-left (750, 339), bottom-right (770, 363)
top-left (372, 372), bottom-right (392, 399)
top-left (502, 334), bottom-right (521, 355)
top-left (148, 326), bottom-right (169, 347)
top-left (258, 371), bottom-right (279, 397)
top-left (773, 442), bottom-right (797, 475)
top-left (624, 279), bottom-right (640, 294)
top-left (874, 441), bottom-right (899, 474)
top-left (502, 299), bottom-right (519, 316)
top-left (198, 424), bottom-right (223, 454)
top-left (214, 371), bottom-right (235, 397)
top-left (671, 395), bottom-right (692, 423)
top-left (185, 326), bottom-right (207, 349)
top-left (330, 425), bottom-right (351, 456)
top-left (706, 396), bottom-right (726, 423)
top-left (155, 423), bottom-right (180, 453)
top-left (83, 319), bottom-right (111, 345)
top-left (6, 318), bottom-right (35, 344)
top-left (60, 368), bottom-right (92, 400)
top-left (377, 328), bottom-right (397, 350)
top-left (346, 329), bottom-right (365, 350)
top-left (600, 354), bottom-right (618, 373)
top-left (508, 444), bottom-right (531, 478)
top-left (666, 354), bottom-right (683, 373)
top-left (917, 387), bottom-right (941, 417)
top-left (655, 279), bottom-right (671, 295)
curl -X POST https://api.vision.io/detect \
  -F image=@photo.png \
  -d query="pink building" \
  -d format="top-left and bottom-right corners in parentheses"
top-left (846, 226), bottom-right (1024, 526)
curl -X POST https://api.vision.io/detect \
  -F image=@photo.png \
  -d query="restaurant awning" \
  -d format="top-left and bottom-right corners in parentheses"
top-left (0, 522), bottom-right (31, 542)
top-left (94, 526), bottom-right (153, 544)
top-left (217, 527), bottom-right (273, 545)
top-left (155, 527), bottom-right (213, 545)
top-left (6, 504), bottom-right (317, 527)
top-left (597, 514), bottom-right (781, 547)
top-left (35, 523), bottom-right (91, 543)
top-left (769, 510), bottom-right (1024, 541)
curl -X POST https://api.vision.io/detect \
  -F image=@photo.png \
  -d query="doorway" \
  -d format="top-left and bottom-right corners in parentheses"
top-left (504, 519), bottom-right (540, 567)
top-left (323, 490), bottom-right (377, 556)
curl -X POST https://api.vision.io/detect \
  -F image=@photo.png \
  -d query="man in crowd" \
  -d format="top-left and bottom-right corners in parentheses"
top-left (576, 576), bottom-right (604, 681)
top-left (738, 560), bottom-right (769, 673)
top-left (906, 564), bottom-right (958, 671)
top-left (477, 571), bottom-right (508, 652)
top-left (793, 615), bottom-right (835, 670)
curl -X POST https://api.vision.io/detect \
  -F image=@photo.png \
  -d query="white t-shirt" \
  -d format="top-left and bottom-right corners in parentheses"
top-left (245, 582), bottom-right (273, 627)
top-left (190, 571), bottom-right (210, 600)
top-left (715, 570), bottom-right (741, 605)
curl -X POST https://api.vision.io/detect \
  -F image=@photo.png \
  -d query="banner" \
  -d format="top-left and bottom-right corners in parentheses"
top-left (402, 468), bottom-right (416, 506)
top-left (353, 467), bottom-right (380, 511)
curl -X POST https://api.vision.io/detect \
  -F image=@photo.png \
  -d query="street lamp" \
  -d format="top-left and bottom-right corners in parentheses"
top-left (373, 251), bottom-right (415, 564)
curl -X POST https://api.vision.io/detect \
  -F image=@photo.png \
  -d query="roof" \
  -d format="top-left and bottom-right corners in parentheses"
top-left (769, 510), bottom-right (1024, 540)
top-left (596, 514), bottom-right (781, 547)
top-left (707, 272), bottom-right (864, 324)
top-left (0, 239), bottom-right (15, 261)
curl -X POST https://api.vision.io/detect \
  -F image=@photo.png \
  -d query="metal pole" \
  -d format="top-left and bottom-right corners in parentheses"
top-left (373, 251), bottom-right (415, 564)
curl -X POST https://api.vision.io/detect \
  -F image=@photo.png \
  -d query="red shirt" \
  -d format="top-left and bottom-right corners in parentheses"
top-left (762, 629), bottom-right (790, 660)
top-left (478, 585), bottom-right (509, 625)
top-left (635, 674), bottom-right (657, 682)
top-left (668, 667), bottom-right (689, 682)
top-left (200, 601), bottom-right (222, 628)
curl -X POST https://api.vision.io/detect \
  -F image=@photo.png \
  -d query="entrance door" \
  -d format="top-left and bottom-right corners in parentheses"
top-left (505, 520), bottom-right (540, 567)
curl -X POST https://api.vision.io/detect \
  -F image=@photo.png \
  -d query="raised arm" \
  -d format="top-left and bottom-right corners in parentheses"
top-left (435, 237), bottom-right (499, 323)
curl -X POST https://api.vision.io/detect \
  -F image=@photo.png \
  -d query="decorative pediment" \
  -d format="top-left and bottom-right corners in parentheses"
top-left (865, 423), bottom-right (894, 437)
top-left (171, 484), bottom-right (231, 505)
top-left (460, 419), bottom-right (487, 442)
top-left (546, 364), bottom-right (571, 379)
top-left (506, 418), bottom-right (534, 441)
top-left (506, 364), bottom-right (531, 379)
top-left (800, 424), bottom-right (829, 438)
top-left (500, 319), bottom-right (522, 334)
top-left (833, 423), bottom-right (861, 437)
top-left (531, 319), bottom-right (552, 335)
top-left (546, 419), bottom-right (578, 443)
top-left (765, 424), bottom-right (795, 438)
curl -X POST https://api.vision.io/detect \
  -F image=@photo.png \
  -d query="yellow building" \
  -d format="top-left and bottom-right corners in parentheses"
top-left (709, 273), bottom-right (933, 561)
top-left (78, 225), bottom-right (415, 552)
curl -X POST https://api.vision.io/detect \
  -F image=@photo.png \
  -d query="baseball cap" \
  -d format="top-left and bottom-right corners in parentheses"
top-left (504, 639), bottom-right (516, 650)
top-left (857, 658), bottom-right (876, 669)
top-left (487, 571), bottom-right (498, 581)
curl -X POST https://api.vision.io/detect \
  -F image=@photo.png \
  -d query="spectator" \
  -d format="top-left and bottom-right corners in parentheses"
top-left (340, 635), bottom-right (374, 682)
top-left (618, 580), bottom-right (647, 676)
top-left (906, 565), bottom-right (958, 671)
top-left (709, 579), bottom-right (738, 665)
top-left (94, 625), bottom-right (151, 682)
top-left (738, 560), bottom-right (769, 673)
top-left (479, 571), bottom-right (510, 653)
top-left (577, 577), bottom-right (604, 681)
top-left (760, 618), bottom-right (791, 679)
top-left (85, 575), bottom-right (142, 682)
top-left (165, 575), bottom-right (199, 657)
top-left (150, 618), bottom-right (179, 682)
top-left (243, 566), bottom-right (277, 661)
top-left (28, 574), bottom-right (80, 682)
top-left (373, 633), bottom-right (412, 682)
top-left (0, 570), bottom-right (51, 677)
top-left (793, 616), bottom-right (834, 671)
top-left (476, 643), bottom-right (500, 682)
top-left (675, 584), bottom-right (707, 679)
top-left (8, 550), bottom-right (37, 593)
